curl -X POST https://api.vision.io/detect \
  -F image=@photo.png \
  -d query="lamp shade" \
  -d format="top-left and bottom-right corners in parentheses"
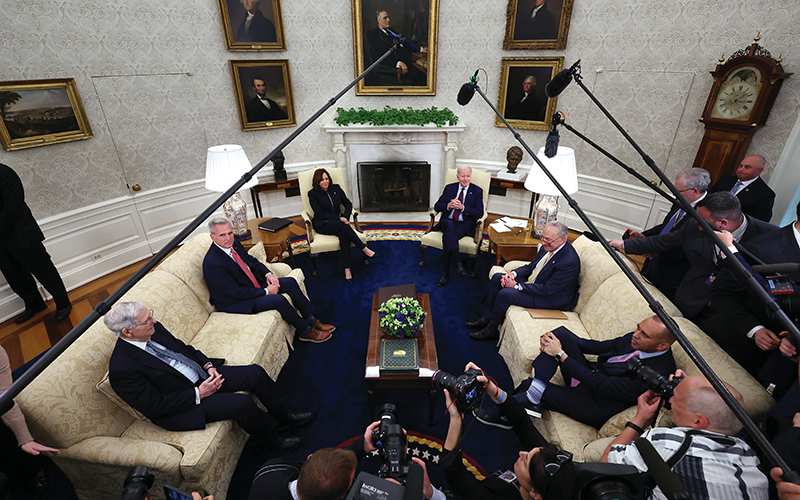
top-left (205, 144), bottom-right (258, 192)
top-left (524, 146), bottom-right (579, 196)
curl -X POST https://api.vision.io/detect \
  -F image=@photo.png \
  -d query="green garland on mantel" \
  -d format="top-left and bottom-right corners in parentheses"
top-left (334, 106), bottom-right (459, 127)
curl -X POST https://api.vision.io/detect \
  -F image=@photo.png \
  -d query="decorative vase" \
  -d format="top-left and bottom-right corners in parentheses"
top-left (534, 195), bottom-right (559, 237)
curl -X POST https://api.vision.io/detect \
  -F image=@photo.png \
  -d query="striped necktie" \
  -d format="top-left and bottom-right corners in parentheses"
top-left (146, 341), bottom-right (209, 382)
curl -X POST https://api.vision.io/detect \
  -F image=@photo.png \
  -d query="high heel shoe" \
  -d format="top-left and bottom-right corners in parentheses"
top-left (345, 277), bottom-right (353, 284)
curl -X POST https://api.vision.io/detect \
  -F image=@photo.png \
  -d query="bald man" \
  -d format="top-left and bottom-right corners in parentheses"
top-left (710, 154), bottom-right (776, 222)
top-left (603, 371), bottom-right (768, 500)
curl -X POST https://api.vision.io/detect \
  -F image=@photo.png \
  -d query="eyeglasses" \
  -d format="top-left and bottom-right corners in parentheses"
top-left (544, 449), bottom-right (573, 476)
top-left (134, 309), bottom-right (155, 327)
top-left (677, 188), bottom-right (694, 193)
top-left (540, 236), bottom-right (563, 244)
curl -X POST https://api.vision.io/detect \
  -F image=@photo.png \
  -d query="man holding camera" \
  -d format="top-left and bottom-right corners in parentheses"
top-left (477, 316), bottom-right (676, 430)
top-left (602, 370), bottom-right (768, 500)
top-left (441, 362), bottom-right (576, 500)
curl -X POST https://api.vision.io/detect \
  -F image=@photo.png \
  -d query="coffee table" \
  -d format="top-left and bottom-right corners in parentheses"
top-left (244, 217), bottom-right (295, 267)
top-left (488, 217), bottom-right (540, 266)
top-left (366, 293), bottom-right (438, 425)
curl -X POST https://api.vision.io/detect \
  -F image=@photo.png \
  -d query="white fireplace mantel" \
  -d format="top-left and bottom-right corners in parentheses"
top-left (323, 123), bottom-right (466, 214)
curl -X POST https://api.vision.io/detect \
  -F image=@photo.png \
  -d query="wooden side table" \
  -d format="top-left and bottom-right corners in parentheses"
top-left (488, 218), bottom-right (540, 267)
top-left (249, 179), bottom-right (300, 218)
top-left (244, 218), bottom-right (295, 267)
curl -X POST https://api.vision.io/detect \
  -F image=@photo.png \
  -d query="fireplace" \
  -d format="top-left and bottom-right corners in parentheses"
top-left (357, 161), bottom-right (430, 212)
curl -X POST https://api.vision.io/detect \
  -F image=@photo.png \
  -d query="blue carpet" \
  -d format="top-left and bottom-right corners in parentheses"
top-left (36, 239), bottom-right (525, 499)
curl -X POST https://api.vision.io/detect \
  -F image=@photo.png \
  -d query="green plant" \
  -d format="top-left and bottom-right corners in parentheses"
top-left (334, 106), bottom-right (459, 127)
top-left (378, 297), bottom-right (427, 338)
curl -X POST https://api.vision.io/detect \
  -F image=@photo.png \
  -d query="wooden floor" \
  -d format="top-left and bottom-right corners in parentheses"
top-left (0, 215), bottom-right (641, 372)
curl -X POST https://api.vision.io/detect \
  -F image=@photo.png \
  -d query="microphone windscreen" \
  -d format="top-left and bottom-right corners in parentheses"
top-left (752, 263), bottom-right (800, 275)
top-left (402, 463), bottom-right (425, 500)
top-left (545, 69), bottom-right (573, 98)
top-left (457, 83), bottom-right (475, 106)
top-left (544, 128), bottom-right (559, 158)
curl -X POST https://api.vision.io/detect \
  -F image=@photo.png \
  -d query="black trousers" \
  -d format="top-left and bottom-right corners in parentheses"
top-left (313, 219), bottom-right (365, 268)
top-left (0, 242), bottom-right (69, 309)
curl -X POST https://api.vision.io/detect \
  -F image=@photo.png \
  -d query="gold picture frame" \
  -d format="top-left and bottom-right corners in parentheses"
top-left (0, 78), bottom-right (93, 152)
top-left (352, 0), bottom-right (439, 96)
top-left (503, 0), bottom-right (574, 50)
top-left (218, 0), bottom-right (286, 51)
top-left (230, 59), bottom-right (296, 131)
top-left (496, 57), bottom-right (564, 131)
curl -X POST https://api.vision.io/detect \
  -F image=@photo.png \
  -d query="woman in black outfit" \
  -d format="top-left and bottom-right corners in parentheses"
top-left (442, 362), bottom-right (575, 500)
top-left (308, 168), bottom-right (376, 283)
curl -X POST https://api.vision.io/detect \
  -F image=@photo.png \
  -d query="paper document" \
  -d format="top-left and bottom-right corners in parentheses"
top-left (499, 217), bottom-right (527, 228)
top-left (490, 222), bottom-right (511, 233)
top-left (419, 368), bottom-right (435, 378)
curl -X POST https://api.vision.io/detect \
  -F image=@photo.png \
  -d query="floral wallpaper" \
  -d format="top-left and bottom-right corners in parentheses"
top-left (0, 0), bottom-right (798, 219)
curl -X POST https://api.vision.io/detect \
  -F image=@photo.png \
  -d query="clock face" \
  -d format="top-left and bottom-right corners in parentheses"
top-left (711, 66), bottom-right (762, 121)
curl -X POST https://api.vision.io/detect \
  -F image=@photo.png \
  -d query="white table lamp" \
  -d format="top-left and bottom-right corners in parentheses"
top-left (205, 144), bottom-right (259, 239)
top-left (524, 146), bottom-right (579, 236)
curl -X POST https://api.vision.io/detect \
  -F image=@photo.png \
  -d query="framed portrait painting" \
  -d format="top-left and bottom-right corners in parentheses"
top-left (218, 0), bottom-right (286, 51)
top-left (496, 57), bottom-right (564, 131)
top-left (230, 59), bottom-right (296, 131)
top-left (0, 78), bottom-right (93, 152)
top-left (352, 0), bottom-right (439, 95)
top-left (503, 0), bottom-right (574, 50)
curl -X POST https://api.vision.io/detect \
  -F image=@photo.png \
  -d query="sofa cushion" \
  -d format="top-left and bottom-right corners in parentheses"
top-left (190, 311), bottom-right (283, 366)
top-left (579, 273), bottom-right (682, 342)
top-left (96, 373), bottom-right (146, 420)
top-left (157, 233), bottom-right (218, 314)
top-left (571, 236), bottom-right (629, 314)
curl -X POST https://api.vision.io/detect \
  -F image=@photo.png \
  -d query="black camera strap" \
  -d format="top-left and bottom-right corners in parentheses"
top-left (438, 413), bottom-right (481, 469)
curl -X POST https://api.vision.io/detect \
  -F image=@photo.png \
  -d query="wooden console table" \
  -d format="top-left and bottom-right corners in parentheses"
top-left (250, 178), bottom-right (299, 218)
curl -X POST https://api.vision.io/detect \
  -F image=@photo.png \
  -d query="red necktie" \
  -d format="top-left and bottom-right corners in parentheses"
top-left (453, 188), bottom-right (465, 222)
top-left (232, 250), bottom-right (261, 288)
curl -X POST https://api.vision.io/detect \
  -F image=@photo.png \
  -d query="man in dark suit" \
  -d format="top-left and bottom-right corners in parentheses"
top-left (364, 10), bottom-right (426, 87)
top-left (104, 301), bottom-right (311, 452)
top-left (610, 192), bottom-right (777, 320)
top-left (234, 0), bottom-right (277, 43)
top-left (477, 316), bottom-right (676, 430)
top-left (622, 168), bottom-right (710, 301)
top-left (710, 154), bottom-right (776, 222)
top-left (249, 423), bottom-right (375, 500)
top-left (0, 163), bottom-right (71, 324)
top-left (202, 217), bottom-right (334, 343)
top-left (514, 0), bottom-right (558, 40)
top-left (432, 166), bottom-right (484, 287)
top-left (504, 75), bottom-right (545, 122)
top-left (703, 203), bottom-right (798, 374)
top-left (244, 78), bottom-right (288, 123)
top-left (467, 222), bottom-right (580, 340)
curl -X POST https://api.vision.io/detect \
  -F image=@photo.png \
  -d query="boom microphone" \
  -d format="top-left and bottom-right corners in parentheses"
top-left (457, 70), bottom-right (479, 106)
top-left (386, 29), bottom-right (420, 53)
top-left (545, 60), bottom-right (581, 98)
top-left (752, 263), bottom-right (800, 275)
top-left (544, 112), bottom-right (564, 158)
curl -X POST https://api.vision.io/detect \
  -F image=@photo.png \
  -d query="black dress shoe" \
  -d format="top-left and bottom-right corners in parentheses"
top-left (263, 436), bottom-right (302, 453)
top-left (469, 323), bottom-right (499, 340)
top-left (54, 304), bottom-right (73, 323)
top-left (465, 316), bottom-right (490, 328)
top-left (276, 411), bottom-right (314, 431)
top-left (345, 277), bottom-right (353, 284)
top-left (437, 273), bottom-right (449, 287)
top-left (456, 261), bottom-right (467, 275)
top-left (14, 303), bottom-right (47, 324)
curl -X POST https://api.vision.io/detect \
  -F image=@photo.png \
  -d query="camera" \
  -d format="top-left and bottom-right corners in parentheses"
top-left (432, 368), bottom-right (486, 413)
top-left (371, 403), bottom-right (410, 481)
top-left (572, 462), bottom-right (647, 500)
top-left (120, 465), bottom-right (154, 500)
top-left (625, 357), bottom-right (683, 408)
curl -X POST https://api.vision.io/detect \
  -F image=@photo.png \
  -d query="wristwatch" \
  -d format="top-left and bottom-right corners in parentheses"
top-left (514, 283), bottom-right (523, 291)
top-left (555, 349), bottom-right (566, 361)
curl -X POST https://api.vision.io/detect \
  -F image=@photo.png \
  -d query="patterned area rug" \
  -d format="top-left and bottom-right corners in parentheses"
top-left (288, 223), bottom-right (490, 256)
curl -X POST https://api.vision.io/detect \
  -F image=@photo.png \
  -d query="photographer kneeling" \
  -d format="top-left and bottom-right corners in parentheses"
top-left (442, 362), bottom-right (575, 500)
top-left (601, 369), bottom-right (768, 500)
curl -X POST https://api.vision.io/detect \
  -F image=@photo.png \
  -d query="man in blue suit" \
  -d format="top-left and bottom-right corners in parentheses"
top-left (105, 301), bottom-right (311, 452)
top-left (202, 217), bottom-right (334, 343)
top-left (477, 316), bottom-right (676, 430)
top-left (433, 166), bottom-right (484, 287)
top-left (466, 222), bottom-right (580, 340)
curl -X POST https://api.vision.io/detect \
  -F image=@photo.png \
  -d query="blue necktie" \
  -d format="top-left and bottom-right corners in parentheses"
top-left (146, 341), bottom-right (209, 383)
top-left (659, 209), bottom-right (685, 235)
top-left (731, 180), bottom-right (744, 195)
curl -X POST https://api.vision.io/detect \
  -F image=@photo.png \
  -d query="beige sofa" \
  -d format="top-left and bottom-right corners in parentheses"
top-left (493, 235), bottom-right (775, 461)
top-left (17, 234), bottom-right (306, 500)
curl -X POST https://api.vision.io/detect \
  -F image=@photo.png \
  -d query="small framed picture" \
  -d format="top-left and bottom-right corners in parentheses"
top-left (0, 78), bottom-right (93, 152)
top-left (352, 0), bottom-right (439, 96)
top-left (218, 0), bottom-right (286, 51)
top-left (503, 0), bottom-right (574, 50)
top-left (230, 59), bottom-right (295, 131)
top-left (496, 57), bottom-right (564, 131)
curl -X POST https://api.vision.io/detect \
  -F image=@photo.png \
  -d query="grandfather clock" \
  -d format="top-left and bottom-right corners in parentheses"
top-left (692, 36), bottom-right (791, 184)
